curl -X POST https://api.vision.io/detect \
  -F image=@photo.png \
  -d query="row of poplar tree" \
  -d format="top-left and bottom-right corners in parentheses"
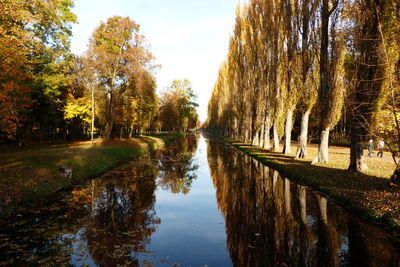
top-left (0, 0), bottom-right (199, 143)
top-left (207, 0), bottom-right (400, 174)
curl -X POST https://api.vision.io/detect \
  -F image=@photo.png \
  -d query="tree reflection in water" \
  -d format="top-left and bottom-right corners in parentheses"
top-left (2, 135), bottom-right (399, 266)
top-left (80, 134), bottom-right (200, 265)
top-left (207, 139), bottom-right (400, 267)
top-left (0, 134), bottom-right (202, 266)
top-left (81, 156), bottom-right (161, 266)
top-left (157, 134), bottom-right (199, 194)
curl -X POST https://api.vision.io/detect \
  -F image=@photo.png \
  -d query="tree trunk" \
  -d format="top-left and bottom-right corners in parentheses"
top-left (298, 185), bottom-right (307, 224)
top-left (259, 121), bottom-right (265, 148)
top-left (263, 115), bottom-right (272, 149)
top-left (312, 128), bottom-right (330, 164)
top-left (313, 0), bottom-right (331, 163)
top-left (348, 125), bottom-right (367, 172)
top-left (318, 195), bottom-right (328, 224)
top-left (244, 127), bottom-right (250, 144)
top-left (296, 109), bottom-right (311, 158)
top-left (119, 127), bottom-right (123, 139)
top-left (104, 92), bottom-right (115, 142)
top-left (252, 129), bottom-right (260, 147)
top-left (91, 86), bottom-right (95, 145)
top-left (390, 163), bottom-right (400, 185)
top-left (273, 120), bottom-right (280, 152)
top-left (129, 125), bottom-right (134, 138)
top-left (283, 109), bottom-right (294, 154)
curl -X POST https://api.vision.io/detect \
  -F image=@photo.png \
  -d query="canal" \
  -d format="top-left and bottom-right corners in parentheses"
top-left (1, 133), bottom-right (399, 266)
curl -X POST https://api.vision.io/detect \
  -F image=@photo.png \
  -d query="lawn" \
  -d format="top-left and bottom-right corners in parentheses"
top-left (0, 136), bottom-right (165, 215)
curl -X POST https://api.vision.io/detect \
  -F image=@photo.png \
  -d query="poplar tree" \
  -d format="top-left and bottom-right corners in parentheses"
top-left (348, 0), bottom-right (400, 172)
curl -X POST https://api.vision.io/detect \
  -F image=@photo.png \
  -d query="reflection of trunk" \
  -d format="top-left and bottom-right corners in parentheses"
top-left (104, 92), bottom-right (116, 142)
top-left (284, 178), bottom-right (291, 215)
top-left (263, 166), bottom-right (270, 194)
top-left (283, 109), bottom-right (294, 154)
top-left (91, 179), bottom-right (95, 217)
top-left (317, 195), bottom-right (339, 267)
top-left (273, 121), bottom-right (280, 151)
top-left (272, 170), bottom-right (279, 194)
top-left (298, 185), bottom-right (307, 224)
top-left (263, 115), bottom-right (272, 149)
top-left (348, 218), bottom-right (368, 266)
top-left (296, 109), bottom-right (311, 158)
top-left (348, 125), bottom-right (367, 172)
top-left (318, 195), bottom-right (328, 224)
top-left (312, 128), bottom-right (329, 164)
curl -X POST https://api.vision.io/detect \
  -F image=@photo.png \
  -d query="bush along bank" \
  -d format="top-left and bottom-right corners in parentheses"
top-left (0, 136), bottom-right (168, 218)
top-left (211, 133), bottom-right (400, 236)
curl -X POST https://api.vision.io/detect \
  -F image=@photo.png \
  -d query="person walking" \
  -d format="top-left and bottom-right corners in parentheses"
top-left (377, 139), bottom-right (385, 158)
top-left (367, 139), bottom-right (374, 158)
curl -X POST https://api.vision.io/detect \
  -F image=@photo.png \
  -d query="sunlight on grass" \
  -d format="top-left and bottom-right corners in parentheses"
top-left (0, 137), bottom-right (166, 213)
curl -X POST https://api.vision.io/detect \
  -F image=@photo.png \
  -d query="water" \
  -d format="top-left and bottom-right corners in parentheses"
top-left (1, 133), bottom-right (399, 266)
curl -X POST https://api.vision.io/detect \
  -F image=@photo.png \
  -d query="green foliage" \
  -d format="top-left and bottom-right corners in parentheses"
top-left (0, 0), bottom-right (77, 140)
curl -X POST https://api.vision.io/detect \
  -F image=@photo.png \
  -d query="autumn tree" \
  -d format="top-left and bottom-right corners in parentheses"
top-left (159, 79), bottom-right (199, 132)
top-left (67, 55), bottom-right (100, 143)
top-left (348, 0), bottom-right (400, 172)
top-left (0, 0), bottom-right (77, 141)
top-left (295, 0), bottom-right (320, 159)
top-left (114, 69), bottom-right (158, 137)
top-left (312, 0), bottom-right (346, 164)
top-left (87, 16), bottom-right (155, 141)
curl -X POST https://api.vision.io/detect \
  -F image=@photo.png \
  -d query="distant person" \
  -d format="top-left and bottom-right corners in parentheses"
top-left (377, 139), bottom-right (385, 158)
top-left (367, 139), bottom-right (374, 158)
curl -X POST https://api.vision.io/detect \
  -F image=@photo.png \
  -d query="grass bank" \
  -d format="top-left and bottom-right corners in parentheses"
top-left (213, 134), bottom-right (400, 234)
top-left (0, 136), bottom-right (168, 217)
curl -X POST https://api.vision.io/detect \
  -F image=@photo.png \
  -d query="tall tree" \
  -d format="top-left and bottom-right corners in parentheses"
top-left (88, 16), bottom-right (155, 141)
top-left (312, 0), bottom-right (345, 164)
top-left (348, 0), bottom-right (400, 172)
top-left (295, 0), bottom-right (320, 159)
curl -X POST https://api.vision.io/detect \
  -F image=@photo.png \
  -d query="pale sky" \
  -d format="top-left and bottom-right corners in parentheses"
top-left (70, 0), bottom-right (239, 122)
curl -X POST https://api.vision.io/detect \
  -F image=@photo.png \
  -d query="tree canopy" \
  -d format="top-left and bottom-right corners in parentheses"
top-left (206, 0), bottom-right (400, 178)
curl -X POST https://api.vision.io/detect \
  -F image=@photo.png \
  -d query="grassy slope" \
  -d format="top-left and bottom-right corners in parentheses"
top-left (215, 134), bottom-right (400, 233)
top-left (0, 136), bottom-right (165, 214)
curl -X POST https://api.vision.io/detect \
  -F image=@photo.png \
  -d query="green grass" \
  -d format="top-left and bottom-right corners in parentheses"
top-left (0, 136), bottom-right (171, 215)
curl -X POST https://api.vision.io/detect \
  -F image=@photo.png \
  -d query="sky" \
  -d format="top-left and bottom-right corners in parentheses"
top-left (70, 0), bottom-right (240, 122)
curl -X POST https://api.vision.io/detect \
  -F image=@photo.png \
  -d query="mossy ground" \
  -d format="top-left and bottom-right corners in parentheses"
top-left (217, 135), bottom-right (400, 234)
top-left (0, 136), bottom-right (166, 216)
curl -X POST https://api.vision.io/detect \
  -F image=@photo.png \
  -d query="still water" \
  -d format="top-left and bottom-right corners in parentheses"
top-left (1, 133), bottom-right (400, 266)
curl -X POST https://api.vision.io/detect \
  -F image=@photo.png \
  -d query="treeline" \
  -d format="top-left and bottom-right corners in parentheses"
top-left (207, 0), bottom-right (400, 175)
top-left (0, 1), bottom-right (199, 143)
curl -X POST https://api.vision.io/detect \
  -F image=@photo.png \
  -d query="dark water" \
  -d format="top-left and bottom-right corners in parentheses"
top-left (1, 134), bottom-right (400, 266)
